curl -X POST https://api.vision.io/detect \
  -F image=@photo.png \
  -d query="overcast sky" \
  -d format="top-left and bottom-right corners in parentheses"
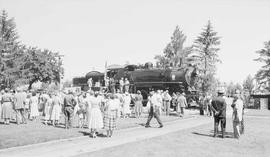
top-left (1, 0), bottom-right (270, 84)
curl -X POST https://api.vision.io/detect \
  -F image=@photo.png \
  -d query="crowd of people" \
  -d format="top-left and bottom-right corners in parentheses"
top-left (0, 84), bottom-right (245, 139)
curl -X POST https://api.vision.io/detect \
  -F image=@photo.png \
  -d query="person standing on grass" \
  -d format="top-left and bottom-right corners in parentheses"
top-left (176, 92), bottom-right (187, 117)
top-left (88, 92), bottom-right (104, 138)
top-left (231, 90), bottom-right (244, 139)
top-left (163, 90), bottom-right (172, 116)
top-left (1, 89), bottom-right (14, 125)
top-left (29, 92), bottom-right (39, 121)
top-left (63, 90), bottom-right (77, 129)
top-left (119, 77), bottom-right (124, 93)
top-left (122, 92), bottom-right (131, 118)
top-left (145, 91), bottom-right (163, 128)
top-left (24, 94), bottom-right (31, 120)
top-left (0, 90), bottom-right (3, 122)
top-left (124, 78), bottom-right (130, 93)
top-left (14, 88), bottom-right (27, 124)
top-left (104, 94), bottom-right (120, 137)
top-left (50, 92), bottom-right (62, 126)
top-left (134, 90), bottom-right (143, 118)
top-left (210, 88), bottom-right (227, 138)
top-left (44, 93), bottom-right (53, 125)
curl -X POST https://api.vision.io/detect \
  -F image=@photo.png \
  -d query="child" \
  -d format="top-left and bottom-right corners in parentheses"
top-left (77, 103), bottom-right (85, 128)
top-left (24, 95), bottom-right (31, 120)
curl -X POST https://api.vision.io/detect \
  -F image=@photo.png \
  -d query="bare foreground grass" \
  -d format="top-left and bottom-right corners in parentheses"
top-left (0, 112), bottom-right (189, 149)
top-left (77, 110), bottom-right (270, 157)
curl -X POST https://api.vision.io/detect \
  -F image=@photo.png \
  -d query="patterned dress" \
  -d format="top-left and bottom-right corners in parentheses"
top-left (1, 93), bottom-right (13, 119)
top-left (104, 99), bottom-right (119, 130)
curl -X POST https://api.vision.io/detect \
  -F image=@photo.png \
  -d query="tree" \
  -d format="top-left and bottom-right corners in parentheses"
top-left (155, 26), bottom-right (192, 68)
top-left (0, 10), bottom-right (21, 88)
top-left (193, 21), bottom-right (221, 93)
top-left (19, 47), bottom-right (64, 89)
top-left (254, 41), bottom-right (270, 90)
top-left (63, 79), bottom-right (72, 88)
top-left (243, 75), bottom-right (254, 94)
top-left (242, 75), bottom-right (254, 106)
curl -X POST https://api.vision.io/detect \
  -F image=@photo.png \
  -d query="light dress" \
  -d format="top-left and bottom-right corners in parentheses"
top-left (30, 96), bottom-right (39, 117)
top-left (50, 96), bottom-right (62, 121)
top-left (88, 97), bottom-right (103, 129)
top-left (123, 94), bottom-right (131, 114)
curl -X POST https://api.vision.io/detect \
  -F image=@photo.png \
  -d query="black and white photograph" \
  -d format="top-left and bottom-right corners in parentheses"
top-left (0, 0), bottom-right (270, 157)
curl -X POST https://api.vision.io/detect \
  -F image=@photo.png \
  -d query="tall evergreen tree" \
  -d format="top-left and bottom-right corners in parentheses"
top-left (0, 10), bottom-right (21, 88)
top-left (254, 40), bottom-right (270, 90)
top-left (155, 26), bottom-right (192, 68)
top-left (193, 21), bottom-right (221, 93)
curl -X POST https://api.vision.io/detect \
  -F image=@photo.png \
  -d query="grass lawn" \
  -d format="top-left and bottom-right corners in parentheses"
top-left (77, 109), bottom-right (270, 157)
top-left (0, 112), bottom-right (188, 149)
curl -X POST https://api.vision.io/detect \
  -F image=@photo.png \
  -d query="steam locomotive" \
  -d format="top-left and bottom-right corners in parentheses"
top-left (73, 63), bottom-right (198, 105)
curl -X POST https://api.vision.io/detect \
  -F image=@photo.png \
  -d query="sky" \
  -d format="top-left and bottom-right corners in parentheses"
top-left (1, 0), bottom-right (270, 84)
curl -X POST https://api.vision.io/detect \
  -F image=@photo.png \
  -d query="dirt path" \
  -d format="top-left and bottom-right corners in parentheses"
top-left (0, 116), bottom-right (211, 157)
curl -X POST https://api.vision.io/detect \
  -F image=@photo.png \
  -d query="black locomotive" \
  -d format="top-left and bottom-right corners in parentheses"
top-left (73, 63), bottom-right (198, 105)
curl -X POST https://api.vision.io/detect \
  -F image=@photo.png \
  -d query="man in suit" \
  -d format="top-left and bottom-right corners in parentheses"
top-left (63, 90), bottom-right (77, 129)
top-left (14, 88), bottom-right (27, 124)
top-left (210, 88), bottom-right (227, 138)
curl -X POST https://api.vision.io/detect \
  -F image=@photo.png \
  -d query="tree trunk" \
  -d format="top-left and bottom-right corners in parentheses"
top-left (28, 80), bottom-right (35, 90)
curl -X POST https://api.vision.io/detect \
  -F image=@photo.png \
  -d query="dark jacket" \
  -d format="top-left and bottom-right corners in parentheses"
top-left (64, 94), bottom-right (77, 108)
top-left (211, 96), bottom-right (227, 118)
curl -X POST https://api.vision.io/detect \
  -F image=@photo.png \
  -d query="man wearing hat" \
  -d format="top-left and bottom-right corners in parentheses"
top-left (210, 87), bottom-right (227, 138)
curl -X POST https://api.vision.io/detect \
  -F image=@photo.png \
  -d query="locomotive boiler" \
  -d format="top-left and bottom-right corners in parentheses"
top-left (73, 64), bottom-right (197, 103)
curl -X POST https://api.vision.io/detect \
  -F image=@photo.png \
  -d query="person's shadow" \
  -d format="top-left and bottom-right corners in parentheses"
top-left (78, 131), bottom-right (107, 138)
top-left (192, 130), bottom-right (234, 138)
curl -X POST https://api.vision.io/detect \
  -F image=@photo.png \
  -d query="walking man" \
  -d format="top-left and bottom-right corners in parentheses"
top-left (63, 90), bottom-right (77, 129)
top-left (210, 88), bottom-right (227, 138)
top-left (177, 92), bottom-right (187, 117)
top-left (145, 91), bottom-right (163, 128)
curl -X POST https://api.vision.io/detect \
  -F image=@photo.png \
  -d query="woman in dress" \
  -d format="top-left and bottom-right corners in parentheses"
top-left (44, 94), bottom-right (53, 125)
top-left (122, 92), bottom-right (131, 118)
top-left (50, 93), bottom-right (62, 126)
top-left (134, 91), bottom-right (143, 118)
top-left (24, 94), bottom-right (31, 120)
top-left (104, 94), bottom-right (120, 137)
top-left (88, 92), bottom-right (104, 138)
top-left (30, 92), bottom-right (39, 120)
top-left (1, 89), bottom-right (14, 125)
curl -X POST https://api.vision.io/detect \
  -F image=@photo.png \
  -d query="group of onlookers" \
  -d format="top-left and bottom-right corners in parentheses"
top-left (0, 88), bottom-right (63, 126)
top-left (62, 89), bottom-right (144, 137)
top-left (1, 85), bottom-right (245, 139)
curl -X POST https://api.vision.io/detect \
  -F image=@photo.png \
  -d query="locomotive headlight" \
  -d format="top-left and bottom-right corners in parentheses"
top-left (171, 74), bottom-right (176, 81)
